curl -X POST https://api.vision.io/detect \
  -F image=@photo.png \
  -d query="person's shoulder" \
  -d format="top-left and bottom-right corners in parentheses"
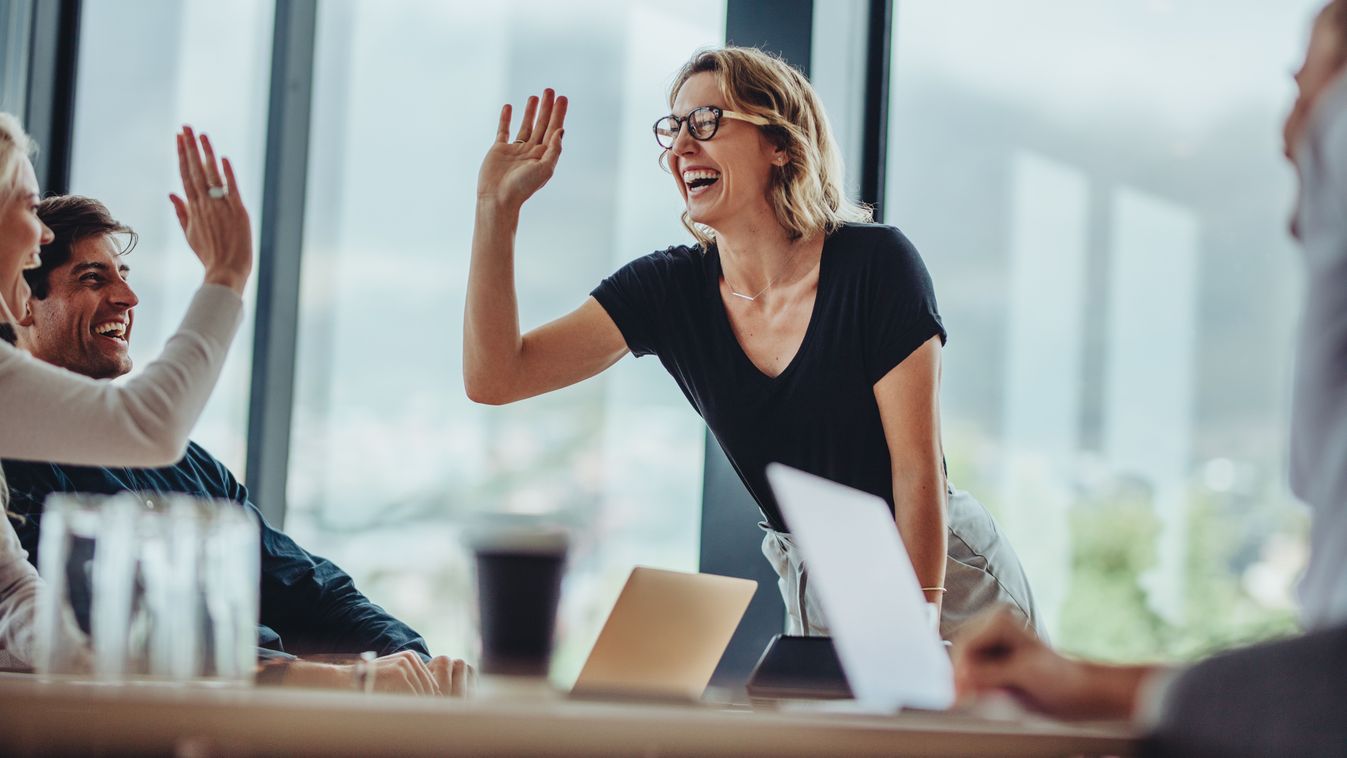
top-left (652, 241), bottom-right (705, 259)
top-left (638, 242), bottom-right (706, 272)
top-left (183, 440), bottom-right (215, 460)
top-left (829, 222), bottom-right (920, 256)
top-left (828, 222), bottom-right (930, 279)
top-left (610, 242), bottom-right (707, 285)
top-left (180, 441), bottom-right (236, 481)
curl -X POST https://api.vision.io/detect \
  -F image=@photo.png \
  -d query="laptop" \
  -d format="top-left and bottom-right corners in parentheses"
top-left (570, 566), bottom-right (756, 701)
top-left (765, 463), bottom-right (956, 712)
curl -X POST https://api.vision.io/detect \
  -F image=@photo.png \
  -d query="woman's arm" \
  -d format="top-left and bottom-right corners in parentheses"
top-left (463, 89), bottom-right (628, 405)
top-left (874, 336), bottom-right (948, 611)
top-left (0, 286), bottom-right (239, 466)
top-left (0, 128), bottom-right (251, 467)
top-left (0, 520), bottom-right (41, 665)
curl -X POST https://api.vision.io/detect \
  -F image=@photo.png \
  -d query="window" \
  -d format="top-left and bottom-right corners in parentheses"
top-left (286, 0), bottom-right (724, 682)
top-left (0, 0), bottom-right (32, 118)
top-left (68, 0), bottom-right (273, 472)
top-left (886, 1), bottom-right (1318, 660)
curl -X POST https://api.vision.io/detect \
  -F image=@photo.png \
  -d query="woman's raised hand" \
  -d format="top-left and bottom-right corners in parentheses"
top-left (169, 127), bottom-right (254, 296)
top-left (477, 88), bottom-right (568, 210)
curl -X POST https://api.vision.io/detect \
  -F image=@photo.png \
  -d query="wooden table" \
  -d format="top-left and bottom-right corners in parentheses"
top-left (0, 676), bottom-right (1140, 756)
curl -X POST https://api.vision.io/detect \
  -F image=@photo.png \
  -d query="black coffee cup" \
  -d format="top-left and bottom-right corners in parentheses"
top-left (468, 524), bottom-right (568, 677)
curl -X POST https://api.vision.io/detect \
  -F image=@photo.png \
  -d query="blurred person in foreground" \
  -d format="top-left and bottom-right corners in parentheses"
top-left (952, 4), bottom-right (1347, 755)
top-left (1, 195), bottom-right (471, 696)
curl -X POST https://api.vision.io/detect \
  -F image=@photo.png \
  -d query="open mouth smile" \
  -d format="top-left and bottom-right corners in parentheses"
top-left (682, 169), bottom-right (721, 196)
top-left (93, 320), bottom-right (128, 344)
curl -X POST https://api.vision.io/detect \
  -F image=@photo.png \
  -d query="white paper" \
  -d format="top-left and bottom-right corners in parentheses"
top-left (767, 463), bottom-right (955, 711)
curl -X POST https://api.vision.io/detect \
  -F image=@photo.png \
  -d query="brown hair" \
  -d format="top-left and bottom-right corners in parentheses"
top-left (27, 195), bottom-right (137, 299)
top-left (666, 47), bottom-right (871, 248)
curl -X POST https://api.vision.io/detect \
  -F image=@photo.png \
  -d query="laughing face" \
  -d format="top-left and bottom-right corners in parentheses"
top-left (667, 72), bottom-right (786, 235)
top-left (19, 234), bottom-right (137, 379)
top-left (0, 160), bottom-right (53, 320)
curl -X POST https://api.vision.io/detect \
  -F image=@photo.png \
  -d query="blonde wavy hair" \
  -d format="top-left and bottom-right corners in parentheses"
top-left (0, 112), bottom-right (36, 222)
top-left (0, 112), bottom-right (37, 325)
top-left (666, 47), bottom-right (871, 248)
top-left (0, 111), bottom-right (37, 517)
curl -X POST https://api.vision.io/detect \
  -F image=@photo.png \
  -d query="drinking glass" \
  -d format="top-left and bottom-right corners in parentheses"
top-left (36, 493), bottom-right (259, 685)
top-left (34, 493), bottom-right (139, 677)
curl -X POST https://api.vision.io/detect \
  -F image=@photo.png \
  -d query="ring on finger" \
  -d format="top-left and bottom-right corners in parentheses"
top-left (513, 138), bottom-right (528, 144)
top-left (207, 186), bottom-right (228, 200)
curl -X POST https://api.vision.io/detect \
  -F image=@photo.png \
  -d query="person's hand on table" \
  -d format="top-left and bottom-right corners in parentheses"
top-left (951, 607), bottom-right (1156, 721)
top-left (277, 651), bottom-right (474, 697)
top-left (430, 654), bottom-right (475, 697)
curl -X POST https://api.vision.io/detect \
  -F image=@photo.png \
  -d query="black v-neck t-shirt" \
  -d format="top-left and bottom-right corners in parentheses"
top-left (591, 223), bottom-right (946, 532)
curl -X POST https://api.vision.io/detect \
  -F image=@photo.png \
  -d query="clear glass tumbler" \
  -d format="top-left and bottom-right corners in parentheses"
top-left (34, 493), bottom-right (139, 678)
top-left (36, 494), bottom-right (259, 685)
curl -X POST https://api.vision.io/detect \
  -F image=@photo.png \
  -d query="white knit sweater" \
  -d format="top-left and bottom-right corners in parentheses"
top-left (0, 283), bottom-right (242, 666)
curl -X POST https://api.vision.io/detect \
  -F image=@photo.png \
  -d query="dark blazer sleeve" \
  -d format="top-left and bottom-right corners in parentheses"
top-left (206, 455), bottom-right (432, 660)
top-left (1146, 623), bottom-right (1347, 757)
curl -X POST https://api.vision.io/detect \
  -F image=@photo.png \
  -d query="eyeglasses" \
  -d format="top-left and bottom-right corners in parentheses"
top-left (653, 106), bottom-right (770, 149)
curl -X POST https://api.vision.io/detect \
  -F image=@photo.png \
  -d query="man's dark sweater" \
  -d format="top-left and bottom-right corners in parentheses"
top-left (3, 442), bottom-right (429, 660)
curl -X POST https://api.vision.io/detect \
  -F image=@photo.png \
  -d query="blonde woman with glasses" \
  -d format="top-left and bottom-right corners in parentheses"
top-left (0, 114), bottom-right (253, 666)
top-left (465, 47), bottom-right (1040, 641)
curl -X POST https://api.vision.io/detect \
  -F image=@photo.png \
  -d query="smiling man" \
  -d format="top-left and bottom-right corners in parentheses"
top-left (2, 195), bottom-right (470, 695)
top-left (18, 207), bottom-right (136, 378)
